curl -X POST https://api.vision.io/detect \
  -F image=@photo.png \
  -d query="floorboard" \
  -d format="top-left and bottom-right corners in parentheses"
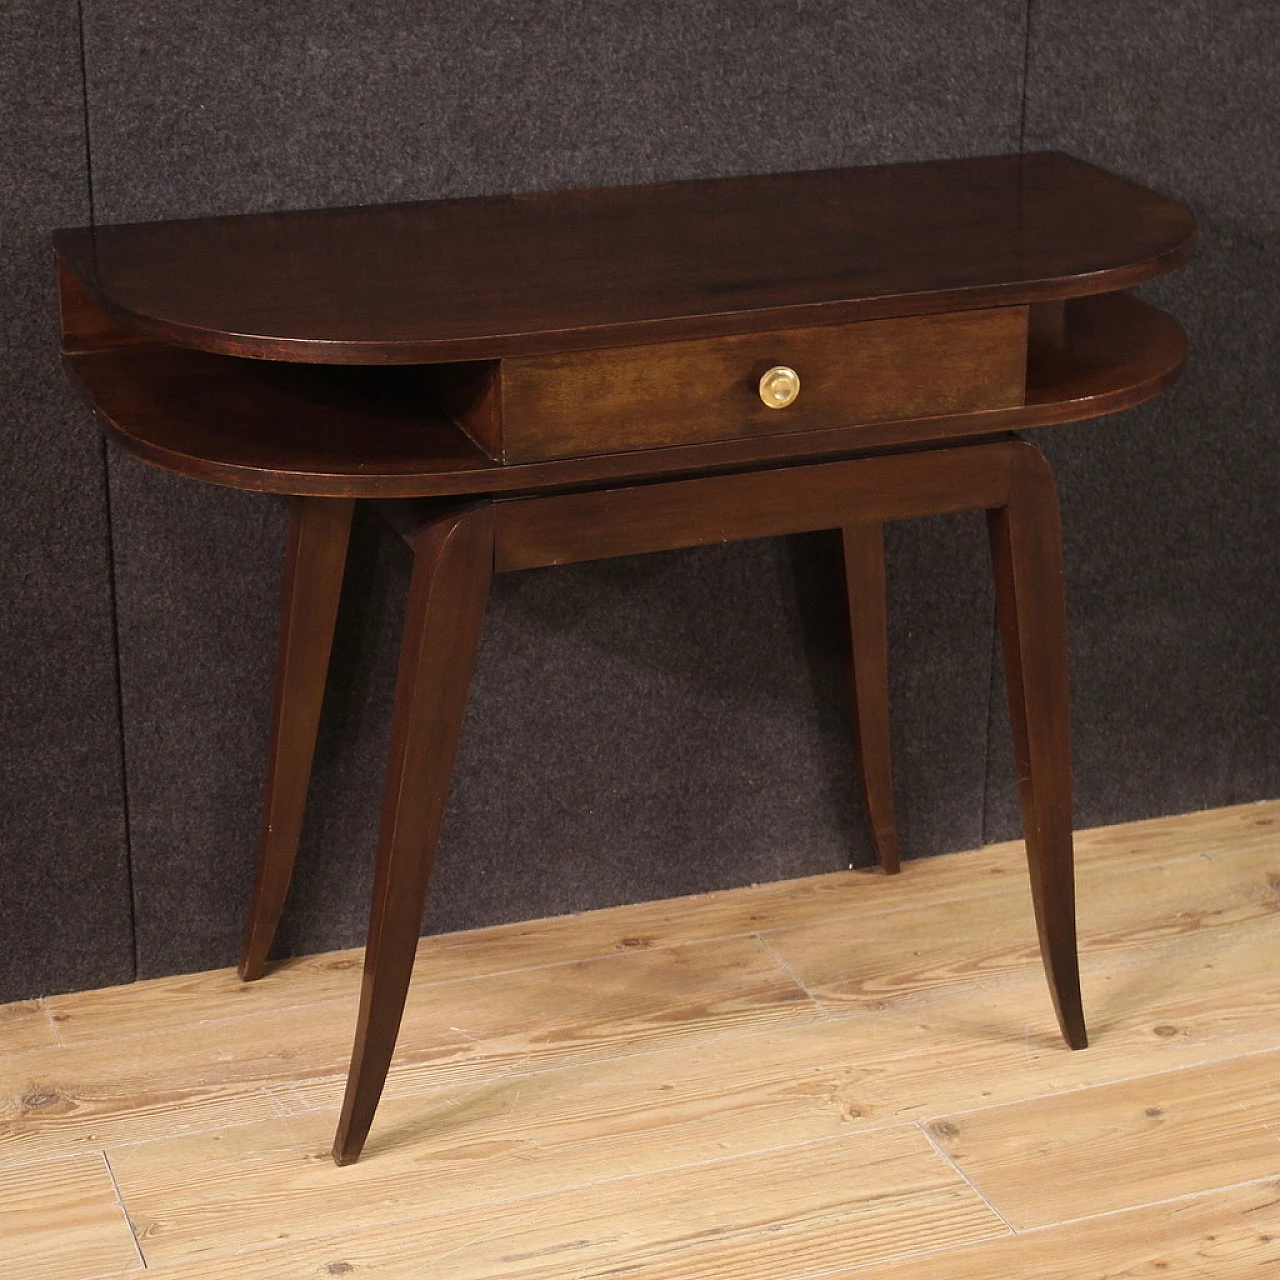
top-left (0, 800), bottom-right (1276, 1279)
top-left (0, 1153), bottom-right (140, 1280)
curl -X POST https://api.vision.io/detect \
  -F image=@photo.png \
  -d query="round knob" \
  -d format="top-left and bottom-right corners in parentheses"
top-left (759, 365), bottom-right (800, 409)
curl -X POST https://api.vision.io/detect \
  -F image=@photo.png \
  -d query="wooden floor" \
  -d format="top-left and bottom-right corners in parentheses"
top-left (3, 802), bottom-right (1280, 1279)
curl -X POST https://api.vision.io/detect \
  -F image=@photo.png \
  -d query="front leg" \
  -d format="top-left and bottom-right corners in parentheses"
top-left (332, 501), bottom-right (495, 1165)
top-left (988, 443), bottom-right (1086, 1050)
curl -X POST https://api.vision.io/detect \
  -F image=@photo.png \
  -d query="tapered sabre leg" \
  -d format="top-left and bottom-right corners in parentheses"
top-left (332, 502), bottom-right (494, 1165)
top-left (987, 444), bottom-right (1086, 1049)
top-left (239, 497), bottom-right (354, 982)
top-left (841, 522), bottom-right (900, 874)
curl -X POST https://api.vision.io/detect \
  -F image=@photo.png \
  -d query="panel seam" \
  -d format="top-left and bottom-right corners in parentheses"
top-left (100, 1150), bottom-right (146, 1270)
top-left (918, 1119), bottom-right (1019, 1234)
top-left (74, 0), bottom-right (96, 225)
top-left (984, 0), bottom-right (1036, 844)
top-left (77, 0), bottom-right (139, 979)
top-left (1017, 0), bottom-right (1035, 153)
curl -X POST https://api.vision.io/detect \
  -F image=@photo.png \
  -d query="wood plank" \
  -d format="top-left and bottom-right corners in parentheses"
top-left (44, 799), bottom-right (1280, 1046)
top-left (109, 911), bottom-right (1280, 1265)
top-left (1068, 798), bottom-right (1277, 868)
top-left (0, 1033), bottom-right (301, 1169)
top-left (112, 1125), bottom-right (1003, 1274)
top-left (295, 907), bottom-right (1280, 1115)
top-left (929, 1048), bottom-right (1280, 1228)
top-left (821, 1178), bottom-right (1280, 1279)
top-left (813, 914), bottom-right (1280, 1122)
top-left (41, 862), bottom-right (1010, 1044)
top-left (108, 1082), bottom-right (849, 1264)
top-left (0, 1001), bottom-right (59, 1056)
top-left (3, 936), bottom-right (815, 1166)
top-left (0, 1153), bottom-right (140, 1280)
top-left (5, 801), bottom-right (1279, 1280)
top-left (761, 821), bottom-right (1280, 1013)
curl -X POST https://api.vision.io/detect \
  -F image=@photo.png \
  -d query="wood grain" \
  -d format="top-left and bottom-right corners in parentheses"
top-left (824, 1178), bottom-right (1280, 1279)
top-left (37, 852), bottom-right (1031, 1046)
top-left (0, 1024), bottom-right (312, 1168)
top-left (0, 1153), bottom-right (140, 1280)
top-left (113, 1125), bottom-right (1002, 1274)
top-left (103, 922), bottom-right (1280, 1269)
top-left (929, 1049), bottom-right (1280, 1228)
top-left (12, 858), bottom-right (1276, 1175)
top-left (63, 293), bottom-right (1186, 498)
top-left (761, 822), bottom-right (1280, 1014)
top-left (0, 1001), bottom-right (59, 1055)
top-left (2, 801), bottom-right (1278, 1280)
top-left (3, 936), bottom-right (814, 1166)
top-left (39, 800), bottom-right (1280, 1045)
top-left (493, 441), bottom-right (1014, 571)
top-left (493, 308), bottom-right (1027, 463)
top-left (53, 152), bottom-right (1194, 365)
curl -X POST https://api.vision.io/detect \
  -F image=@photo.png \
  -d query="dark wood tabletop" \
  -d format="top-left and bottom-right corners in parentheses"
top-left (54, 151), bottom-right (1195, 366)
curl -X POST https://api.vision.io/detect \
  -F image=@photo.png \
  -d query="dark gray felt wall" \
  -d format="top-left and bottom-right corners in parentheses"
top-left (0, 1), bottom-right (134, 999)
top-left (986, 0), bottom-right (1280, 836)
top-left (1, 2), bottom-right (1275, 1000)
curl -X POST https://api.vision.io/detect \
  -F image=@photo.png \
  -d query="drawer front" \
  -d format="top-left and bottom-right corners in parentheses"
top-left (487, 306), bottom-right (1027, 464)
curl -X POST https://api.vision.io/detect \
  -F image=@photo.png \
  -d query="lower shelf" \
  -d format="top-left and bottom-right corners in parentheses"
top-left (65, 291), bottom-right (1186, 498)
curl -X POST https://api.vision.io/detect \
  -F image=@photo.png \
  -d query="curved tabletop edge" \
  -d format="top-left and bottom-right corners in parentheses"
top-left (54, 152), bottom-right (1196, 366)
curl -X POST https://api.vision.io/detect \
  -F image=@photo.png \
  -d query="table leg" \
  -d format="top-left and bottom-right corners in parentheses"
top-left (841, 522), bottom-right (900, 874)
top-left (987, 443), bottom-right (1087, 1049)
top-left (239, 496), bottom-right (354, 982)
top-left (332, 502), bottom-right (495, 1165)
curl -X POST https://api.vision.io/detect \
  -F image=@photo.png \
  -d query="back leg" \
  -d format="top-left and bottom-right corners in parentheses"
top-left (841, 522), bottom-right (900, 874)
top-left (239, 496), bottom-right (354, 982)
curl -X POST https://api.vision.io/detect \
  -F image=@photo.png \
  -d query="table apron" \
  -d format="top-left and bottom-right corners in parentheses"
top-left (491, 439), bottom-right (1017, 572)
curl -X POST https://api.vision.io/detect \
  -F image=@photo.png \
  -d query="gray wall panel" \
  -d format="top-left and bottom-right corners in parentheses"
top-left (80, 0), bottom-right (1026, 976)
top-left (0, 1), bottom-right (133, 1000)
top-left (984, 0), bottom-right (1280, 839)
top-left (103, 461), bottom-right (286, 976)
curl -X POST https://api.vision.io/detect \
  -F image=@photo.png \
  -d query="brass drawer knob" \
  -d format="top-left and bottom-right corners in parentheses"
top-left (759, 365), bottom-right (800, 409)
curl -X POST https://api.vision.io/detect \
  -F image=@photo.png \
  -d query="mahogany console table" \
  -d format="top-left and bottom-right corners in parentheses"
top-left (55, 152), bottom-right (1194, 1165)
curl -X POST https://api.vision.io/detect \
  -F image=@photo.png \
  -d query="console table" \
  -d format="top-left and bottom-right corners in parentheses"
top-left (55, 151), bottom-right (1194, 1165)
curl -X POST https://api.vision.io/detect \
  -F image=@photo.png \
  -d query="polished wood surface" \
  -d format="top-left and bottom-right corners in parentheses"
top-left (238, 497), bottom-right (354, 983)
top-left (53, 152), bottom-right (1193, 364)
top-left (842, 523), bottom-right (900, 875)
top-left (62, 292), bottom-right (1187, 497)
top-left (5, 803), bottom-right (1277, 1279)
top-left (480, 307), bottom-right (1027, 463)
top-left (313, 438), bottom-right (1082, 1163)
top-left (490, 442), bottom-right (1013, 570)
top-left (332, 503), bottom-right (495, 1166)
top-left (57, 262), bottom-right (151, 355)
top-left (987, 445), bottom-right (1085, 1048)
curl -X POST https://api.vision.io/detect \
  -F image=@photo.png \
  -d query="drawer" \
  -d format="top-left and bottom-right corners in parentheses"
top-left (442, 306), bottom-right (1029, 464)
